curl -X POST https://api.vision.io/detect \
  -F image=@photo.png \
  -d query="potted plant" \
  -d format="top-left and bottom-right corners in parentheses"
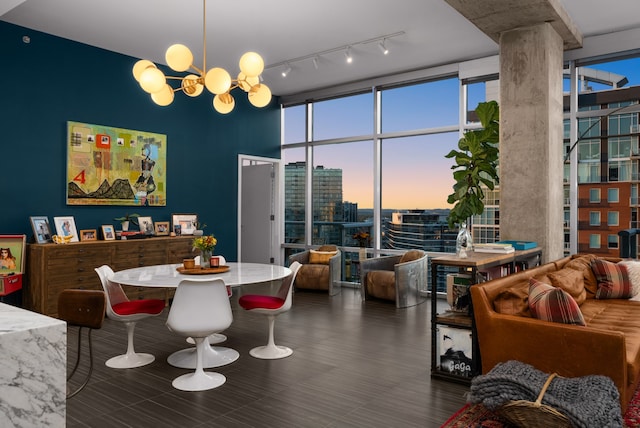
top-left (113, 213), bottom-right (140, 232)
top-left (445, 101), bottom-right (499, 255)
top-left (193, 221), bottom-right (207, 236)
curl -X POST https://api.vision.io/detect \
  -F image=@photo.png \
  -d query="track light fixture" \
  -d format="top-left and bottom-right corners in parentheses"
top-left (281, 65), bottom-right (292, 78)
top-left (345, 46), bottom-right (353, 64)
top-left (312, 56), bottom-right (319, 70)
top-left (378, 39), bottom-right (389, 55)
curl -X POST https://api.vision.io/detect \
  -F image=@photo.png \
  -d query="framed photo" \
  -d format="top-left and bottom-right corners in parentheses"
top-left (436, 326), bottom-right (473, 378)
top-left (154, 221), bottom-right (170, 236)
top-left (30, 216), bottom-right (52, 244)
top-left (138, 216), bottom-right (154, 234)
top-left (53, 216), bottom-right (79, 242)
top-left (172, 213), bottom-right (197, 236)
top-left (80, 229), bottom-right (97, 241)
top-left (0, 235), bottom-right (26, 274)
top-left (102, 225), bottom-right (116, 241)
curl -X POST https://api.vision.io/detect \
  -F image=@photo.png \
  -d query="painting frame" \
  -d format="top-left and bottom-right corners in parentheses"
top-left (0, 234), bottom-right (26, 274)
top-left (154, 221), bottom-right (170, 236)
top-left (137, 216), bottom-right (154, 235)
top-left (172, 213), bottom-right (197, 236)
top-left (53, 216), bottom-right (79, 242)
top-left (66, 121), bottom-right (167, 207)
top-left (101, 225), bottom-right (116, 241)
top-left (30, 216), bottom-right (53, 244)
top-left (80, 229), bottom-right (97, 241)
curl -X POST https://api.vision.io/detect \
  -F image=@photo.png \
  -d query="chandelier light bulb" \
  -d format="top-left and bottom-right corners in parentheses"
top-left (204, 67), bottom-right (232, 94)
top-left (151, 84), bottom-right (175, 106)
top-left (213, 93), bottom-right (235, 114)
top-left (239, 52), bottom-right (264, 77)
top-left (139, 67), bottom-right (167, 93)
top-left (237, 72), bottom-right (259, 92)
top-left (132, 60), bottom-right (156, 82)
top-left (248, 84), bottom-right (272, 108)
top-left (181, 75), bottom-right (204, 97)
top-left (165, 44), bottom-right (194, 72)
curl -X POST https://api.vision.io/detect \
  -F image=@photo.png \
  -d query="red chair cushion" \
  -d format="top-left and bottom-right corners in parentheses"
top-left (238, 294), bottom-right (285, 310)
top-left (112, 299), bottom-right (165, 316)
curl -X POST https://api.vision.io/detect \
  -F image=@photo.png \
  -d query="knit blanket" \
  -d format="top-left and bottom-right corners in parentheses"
top-left (468, 360), bottom-right (622, 428)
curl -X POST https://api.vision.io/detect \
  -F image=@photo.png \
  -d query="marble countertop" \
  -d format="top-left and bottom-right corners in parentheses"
top-left (0, 303), bottom-right (65, 334)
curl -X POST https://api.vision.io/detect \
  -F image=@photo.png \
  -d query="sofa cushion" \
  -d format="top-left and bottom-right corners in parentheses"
top-left (546, 268), bottom-right (587, 306)
top-left (493, 281), bottom-right (531, 317)
top-left (565, 254), bottom-right (599, 298)
top-left (366, 271), bottom-right (396, 301)
top-left (528, 278), bottom-right (586, 326)
top-left (308, 249), bottom-right (337, 265)
top-left (581, 298), bottom-right (640, 386)
top-left (591, 259), bottom-right (633, 299)
top-left (295, 264), bottom-right (329, 290)
top-left (400, 250), bottom-right (424, 263)
top-left (618, 260), bottom-right (640, 297)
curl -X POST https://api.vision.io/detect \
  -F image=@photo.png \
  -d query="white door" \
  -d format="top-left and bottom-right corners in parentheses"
top-left (238, 156), bottom-right (281, 264)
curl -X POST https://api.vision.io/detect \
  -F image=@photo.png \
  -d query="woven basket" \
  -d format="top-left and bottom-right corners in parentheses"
top-left (497, 373), bottom-right (571, 428)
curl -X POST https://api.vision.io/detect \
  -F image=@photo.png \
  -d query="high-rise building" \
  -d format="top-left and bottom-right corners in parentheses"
top-left (564, 86), bottom-right (640, 257)
top-left (284, 162), bottom-right (344, 245)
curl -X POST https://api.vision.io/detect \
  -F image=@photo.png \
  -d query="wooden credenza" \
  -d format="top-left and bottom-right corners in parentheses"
top-left (26, 236), bottom-right (194, 316)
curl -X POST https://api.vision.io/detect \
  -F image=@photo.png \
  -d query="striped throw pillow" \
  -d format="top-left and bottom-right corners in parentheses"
top-left (591, 259), bottom-right (633, 299)
top-left (528, 278), bottom-right (586, 326)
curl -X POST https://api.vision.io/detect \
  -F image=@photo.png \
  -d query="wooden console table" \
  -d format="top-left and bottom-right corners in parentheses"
top-left (26, 236), bottom-right (194, 317)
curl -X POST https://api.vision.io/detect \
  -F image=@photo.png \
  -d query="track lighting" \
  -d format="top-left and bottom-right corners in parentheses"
top-left (264, 31), bottom-right (404, 75)
top-left (378, 39), bottom-right (389, 55)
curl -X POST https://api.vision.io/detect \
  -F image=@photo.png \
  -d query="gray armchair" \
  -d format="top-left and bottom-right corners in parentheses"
top-left (360, 250), bottom-right (428, 308)
top-left (288, 245), bottom-right (341, 296)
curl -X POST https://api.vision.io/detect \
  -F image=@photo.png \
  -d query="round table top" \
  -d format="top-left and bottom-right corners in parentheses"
top-left (111, 262), bottom-right (292, 288)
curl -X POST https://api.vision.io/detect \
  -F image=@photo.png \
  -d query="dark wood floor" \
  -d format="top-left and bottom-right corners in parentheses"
top-left (65, 287), bottom-right (469, 428)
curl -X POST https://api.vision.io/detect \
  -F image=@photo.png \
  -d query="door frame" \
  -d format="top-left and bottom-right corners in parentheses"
top-left (237, 154), bottom-right (283, 265)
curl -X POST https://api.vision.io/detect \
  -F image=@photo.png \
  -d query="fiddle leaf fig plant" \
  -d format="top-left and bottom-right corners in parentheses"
top-left (445, 100), bottom-right (500, 229)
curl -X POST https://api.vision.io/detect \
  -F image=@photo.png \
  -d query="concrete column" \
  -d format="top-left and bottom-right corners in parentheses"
top-left (499, 23), bottom-right (564, 262)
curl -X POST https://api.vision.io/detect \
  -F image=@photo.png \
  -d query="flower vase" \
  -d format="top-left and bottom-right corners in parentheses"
top-left (200, 250), bottom-right (212, 268)
top-left (456, 221), bottom-right (473, 259)
top-left (359, 247), bottom-right (367, 261)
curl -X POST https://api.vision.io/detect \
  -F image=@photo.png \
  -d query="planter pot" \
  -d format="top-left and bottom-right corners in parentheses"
top-left (121, 221), bottom-right (129, 232)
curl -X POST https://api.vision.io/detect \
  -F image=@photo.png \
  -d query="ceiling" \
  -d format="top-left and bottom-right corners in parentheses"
top-left (2, 0), bottom-right (640, 97)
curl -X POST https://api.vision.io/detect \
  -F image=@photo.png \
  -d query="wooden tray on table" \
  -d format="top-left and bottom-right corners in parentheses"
top-left (176, 265), bottom-right (230, 275)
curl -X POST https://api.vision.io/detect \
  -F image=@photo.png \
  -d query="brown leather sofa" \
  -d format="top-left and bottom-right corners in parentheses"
top-left (288, 245), bottom-right (341, 296)
top-left (360, 250), bottom-right (428, 308)
top-left (470, 254), bottom-right (640, 411)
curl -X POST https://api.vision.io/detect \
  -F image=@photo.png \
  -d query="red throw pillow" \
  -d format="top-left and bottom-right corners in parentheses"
top-left (591, 259), bottom-right (633, 299)
top-left (528, 278), bottom-right (585, 326)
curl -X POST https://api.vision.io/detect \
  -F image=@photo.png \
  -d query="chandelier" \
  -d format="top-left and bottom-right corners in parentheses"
top-left (131, 0), bottom-right (271, 114)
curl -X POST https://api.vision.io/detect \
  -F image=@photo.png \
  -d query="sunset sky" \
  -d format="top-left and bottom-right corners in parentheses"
top-left (285, 57), bottom-right (640, 210)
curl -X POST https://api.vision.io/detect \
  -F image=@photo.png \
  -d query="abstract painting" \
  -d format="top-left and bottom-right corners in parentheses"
top-left (66, 121), bottom-right (167, 206)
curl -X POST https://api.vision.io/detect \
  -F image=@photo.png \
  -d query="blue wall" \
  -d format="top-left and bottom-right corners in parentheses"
top-left (0, 21), bottom-right (281, 259)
